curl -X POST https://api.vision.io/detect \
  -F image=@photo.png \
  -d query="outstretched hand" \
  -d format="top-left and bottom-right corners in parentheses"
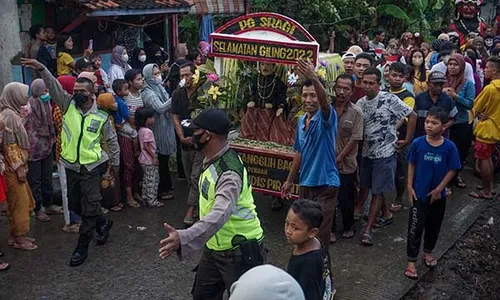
top-left (296, 59), bottom-right (316, 80)
top-left (21, 58), bottom-right (44, 70)
top-left (159, 222), bottom-right (180, 259)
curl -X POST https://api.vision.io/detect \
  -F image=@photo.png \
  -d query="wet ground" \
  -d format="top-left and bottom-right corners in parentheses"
top-left (0, 170), bottom-right (496, 300)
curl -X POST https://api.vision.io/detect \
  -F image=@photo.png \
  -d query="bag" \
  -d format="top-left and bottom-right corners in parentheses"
top-left (238, 239), bottom-right (264, 267)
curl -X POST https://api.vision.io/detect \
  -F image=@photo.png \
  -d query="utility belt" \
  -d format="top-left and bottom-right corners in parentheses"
top-left (205, 235), bottom-right (265, 267)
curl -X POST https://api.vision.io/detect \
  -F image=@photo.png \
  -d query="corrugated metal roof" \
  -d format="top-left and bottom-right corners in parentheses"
top-left (73, 0), bottom-right (194, 10)
top-left (190, 0), bottom-right (246, 14)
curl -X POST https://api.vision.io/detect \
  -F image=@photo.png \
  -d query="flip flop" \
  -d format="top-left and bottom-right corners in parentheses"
top-left (109, 205), bottom-right (123, 212)
top-left (424, 256), bottom-right (438, 268)
top-left (361, 233), bottom-right (373, 246)
top-left (404, 266), bottom-right (418, 280)
top-left (476, 185), bottom-right (497, 195)
top-left (342, 230), bottom-right (355, 239)
top-left (469, 191), bottom-right (493, 200)
top-left (183, 217), bottom-right (195, 226)
top-left (389, 204), bottom-right (403, 212)
top-left (455, 177), bottom-right (466, 188)
top-left (0, 262), bottom-right (10, 272)
top-left (374, 216), bottom-right (393, 228)
top-left (12, 242), bottom-right (38, 251)
top-left (8, 237), bottom-right (36, 246)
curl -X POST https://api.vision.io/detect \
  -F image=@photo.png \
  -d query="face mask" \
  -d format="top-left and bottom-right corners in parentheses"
top-left (138, 55), bottom-right (146, 62)
top-left (40, 93), bottom-right (51, 102)
top-left (73, 92), bottom-right (88, 107)
top-left (154, 75), bottom-right (163, 85)
top-left (194, 132), bottom-right (208, 150)
top-left (485, 39), bottom-right (493, 47)
top-left (412, 57), bottom-right (423, 67)
top-left (122, 54), bottom-right (129, 62)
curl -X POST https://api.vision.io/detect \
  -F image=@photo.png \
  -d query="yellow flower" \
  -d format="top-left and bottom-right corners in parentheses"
top-left (192, 69), bottom-right (200, 85)
top-left (207, 85), bottom-right (222, 101)
top-left (316, 68), bottom-right (326, 79)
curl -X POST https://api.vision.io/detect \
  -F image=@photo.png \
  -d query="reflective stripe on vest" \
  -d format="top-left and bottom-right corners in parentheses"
top-left (61, 103), bottom-right (107, 165)
top-left (199, 149), bottom-right (263, 251)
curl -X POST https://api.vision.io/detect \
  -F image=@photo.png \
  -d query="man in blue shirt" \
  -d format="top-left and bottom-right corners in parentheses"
top-left (282, 59), bottom-right (340, 248)
top-left (404, 107), bottom-right (461, 280)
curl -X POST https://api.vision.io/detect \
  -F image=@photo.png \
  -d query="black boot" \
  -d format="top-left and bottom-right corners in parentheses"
top-left (70, 235), bottom-right (91, 267)
top-left (95, 217), bottom-right (113, 246)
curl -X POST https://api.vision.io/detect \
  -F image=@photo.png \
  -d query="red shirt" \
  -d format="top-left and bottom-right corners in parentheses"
top-left (351, 85), bottom-right (366, 103)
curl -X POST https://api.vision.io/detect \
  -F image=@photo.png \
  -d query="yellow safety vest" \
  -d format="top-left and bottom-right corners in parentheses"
top-left (199, 149), bottom-right (263, 251)
top-left (61, 103), bottom-right (108, 165)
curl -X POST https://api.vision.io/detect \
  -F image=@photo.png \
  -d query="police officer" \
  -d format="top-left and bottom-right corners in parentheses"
top-left (159, 108), bottom-right (265, 299)
top-left (22, 58), bottom-right (120, 267)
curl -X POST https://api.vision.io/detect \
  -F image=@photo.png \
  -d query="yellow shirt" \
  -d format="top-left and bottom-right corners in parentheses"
top-left (57, 52), bottom-right (73, 76)
top-left (413, 70), bottom-right (429, 95)
top-left (473, 79), bottom-right (500, 144)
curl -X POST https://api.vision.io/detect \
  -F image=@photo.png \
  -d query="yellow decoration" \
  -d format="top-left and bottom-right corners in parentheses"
top-left (192, 69), bottom-right (200, 85)
top-left (316, 68), bottom-right (326, 79)
top-left (208, 85), bottom-right (222, 100)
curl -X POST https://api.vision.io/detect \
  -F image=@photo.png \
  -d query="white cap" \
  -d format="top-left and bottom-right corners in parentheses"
top-left (342, 52), bottom-right (356, 61)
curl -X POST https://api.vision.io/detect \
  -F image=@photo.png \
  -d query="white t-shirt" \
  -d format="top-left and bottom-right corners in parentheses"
top-left (108, 64), bottom-right (131, 85)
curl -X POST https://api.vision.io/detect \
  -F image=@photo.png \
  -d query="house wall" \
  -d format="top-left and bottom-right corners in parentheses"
top-left (0, 0), bottom-right (22, 92)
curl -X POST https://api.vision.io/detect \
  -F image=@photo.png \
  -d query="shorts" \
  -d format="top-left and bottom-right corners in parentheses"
top-left (474, 141), bottom-right (496, 160)
top-left (360, 154), bottom-right (396, 195)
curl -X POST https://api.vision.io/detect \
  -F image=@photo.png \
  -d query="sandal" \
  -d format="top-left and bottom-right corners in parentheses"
top-left (0, 261), bottom-right (10, 272)
top-left (424, 255), bottom-right (438, 268)
top-left (361, 233), bottom-right (373, 246)
top-left (127, 200), bottom-right (141, 208)
top-left (353, 214), bottom-right (362, 221)
top-left (183, 217), bottom-right (195, 226)
top-left (36, 211), bottom-right (51, 222)
top-left (342, 230), bottom-right (355, 239)
top-left (476, 185), bottom-right (497, 195)
top-left (404, 266), bottom-right (418, 280)
top-left (330, 233), bottom-right (337, 244)
top-left (374, 216), bottom-right (393, 228)
top-left (455, 177), bottom-right (466, 188)
top-left (8, 237), bottom-right (36, 246)
top-left (389, 204), bottom-right (403, 213)
top-left (469, 191), bottom-right (493, 200)
top-left (109, 205), bottom-right (123, 212)
top-left (12, 242), bottom-right (38, 251)
top-left (147, 201), bottom-right (165, 208)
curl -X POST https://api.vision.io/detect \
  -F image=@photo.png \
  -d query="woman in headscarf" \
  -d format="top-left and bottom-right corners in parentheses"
top-left (0, 111), bottom-right (9, 270)
top-left (108, 45), bottom-right (131, 84)
top-left (24, 79), bottom-right (59, 223)
top-left (56, 75), bottom-right (81, 233)
top-left (130, 47), bottom-right (147, 70)
top-left (141, 64), bottom-right (175, 201)
top-left (444, 53), bottom-right (475, 189)
top-left (0, 83), bottom-right (38, 251)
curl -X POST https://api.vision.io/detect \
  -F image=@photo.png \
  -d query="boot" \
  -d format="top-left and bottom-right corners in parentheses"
top-left (69, 235), bottom-right (91, 267)
top-left (95, 217), bottom-right (113, 246)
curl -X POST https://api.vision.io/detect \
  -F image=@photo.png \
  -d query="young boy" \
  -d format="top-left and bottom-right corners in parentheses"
top-left (404, 107), bottom-right (461, 279)
top-left (90, 53), bottom-right (110, 92)
top-left (286, 199), bottom-right (334, 300)
top-left (112, 79), bottom-right (140, 207)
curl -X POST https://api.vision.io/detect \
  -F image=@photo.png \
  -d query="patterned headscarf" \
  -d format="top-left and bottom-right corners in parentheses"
top-left (0, 82), bottom-right (31, 148)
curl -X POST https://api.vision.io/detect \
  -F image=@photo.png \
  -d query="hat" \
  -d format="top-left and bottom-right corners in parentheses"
top-left (75, 58), bottom-right (93, 71)
top-left (341, 52), bottom-right (356, 61)
top-left (185, 108), bottom-right (232, 135)
top-left (429, 71), bottom-right (447, 84)
top-left (229, 265), bottom-right (305, 300)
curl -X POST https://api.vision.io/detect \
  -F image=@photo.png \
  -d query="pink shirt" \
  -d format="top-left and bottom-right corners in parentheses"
top-left (138, 127), bottom-right (157, 165)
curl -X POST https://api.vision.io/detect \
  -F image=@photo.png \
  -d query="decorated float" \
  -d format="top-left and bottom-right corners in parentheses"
top-left (197, 12), bottom-right (344, 199)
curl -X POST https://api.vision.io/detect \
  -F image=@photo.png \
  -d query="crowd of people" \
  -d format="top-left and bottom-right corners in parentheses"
top-left (0, 21), bottom-right (498, 300)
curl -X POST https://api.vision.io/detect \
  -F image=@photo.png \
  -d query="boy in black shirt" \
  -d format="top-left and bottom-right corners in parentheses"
top-left (286, 199), bottom-right (335, 300)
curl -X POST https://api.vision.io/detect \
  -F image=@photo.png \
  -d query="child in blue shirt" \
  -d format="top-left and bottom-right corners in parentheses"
top-left (111, 79), bottom-right (137, 139)
top-left (404, 106), bottom-right (461, 280)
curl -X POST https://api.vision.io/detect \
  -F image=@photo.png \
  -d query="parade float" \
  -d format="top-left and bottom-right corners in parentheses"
top-left (198, 12), bottom-right (344, 198)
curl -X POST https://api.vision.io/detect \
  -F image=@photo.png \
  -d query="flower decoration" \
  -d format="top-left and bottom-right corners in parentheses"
top-left (207, 85), bottom-right (222, 101)
top-left (178, 78), bottom-right (186, 88)
top-left (319, 60), bottom-right (329, 68)
top-left (207, 72), bottom-right (219, 82)
top-left (316, 68), bottom-right (327, 79)
top-left (192, 69), bottom-right (200, 85)
top-left (287, 71), bottom-right (299, 86)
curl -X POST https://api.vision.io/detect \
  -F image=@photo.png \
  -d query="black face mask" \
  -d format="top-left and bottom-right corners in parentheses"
top-left (73, 92), bottom-right (88, 107)
top-left (193, 132), bottom-right (208, 150)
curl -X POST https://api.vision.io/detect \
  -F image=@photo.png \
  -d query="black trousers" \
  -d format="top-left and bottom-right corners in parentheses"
top-left (332, 173), bottom-right (355, 232)
top-left (192, 245), bottom-right (265, 300)
top-left (66, 163), bottom-right (107, 239)
top-left (175, 135), bottom-right (186, 178)
top-left (158, 154), bottom-right (173, 194)
top-left (407, 197), bottom-right (446, 261)
top-left (449, 122), bottom-right (473, 168)
top-left (28, 152), bottom-right (54, 213)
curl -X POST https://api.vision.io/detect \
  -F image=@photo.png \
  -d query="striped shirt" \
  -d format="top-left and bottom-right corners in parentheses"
top-left (124, 91), bottom-right (144, 118)
top-left (414, 91), bottom-right (458, 138)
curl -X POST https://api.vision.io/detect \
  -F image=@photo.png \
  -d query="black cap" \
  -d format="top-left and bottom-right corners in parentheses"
top-left (75, 58), bottom-right (92, 71)
top-left (185, 108), bottom-right (231, 135)
top-left (429, 71), bottom-right (447, 84)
